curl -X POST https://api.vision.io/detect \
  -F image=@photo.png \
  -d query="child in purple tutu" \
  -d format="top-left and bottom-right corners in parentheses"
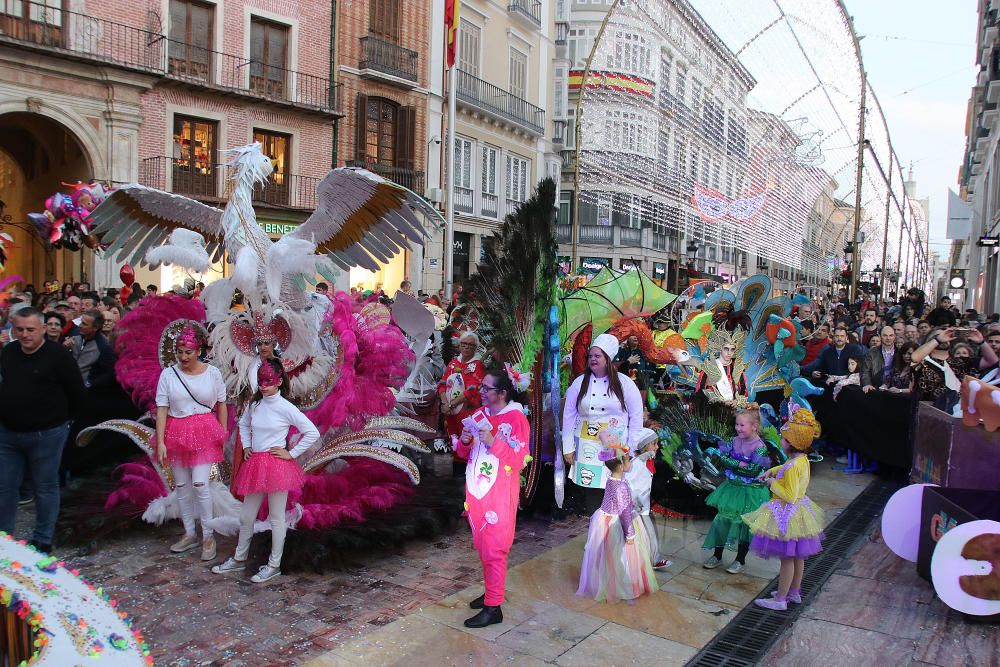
top-left (577, 445), bottom-right (656, 602)
top-left (741, 408), bottom-right (824, 610)
top-left (212, 358), bottom-right (318, 583)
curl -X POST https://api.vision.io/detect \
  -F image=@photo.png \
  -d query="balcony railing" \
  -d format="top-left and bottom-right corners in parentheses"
top-left (455, 69), bottom-right (545, 134)
top-left (140, 157), bottom-right (319, 209)
top-left (556, 225), bottom-right (572, 244)
top-left (507, 198), bottom-right (525, 215)
top-left (579, 225), bottom-right (612, 244)
top-left (345, 161), bottom-right (425, 194)
top-left (619, 227), bottom-right (641, 246)
top-left (359, 35), bottom-right (419, 83)
top-left (652, 233), bottom-right (667, 250)
top-left (0, 1), bottom-right (164, 73)
top-left (508, 0), bottom-right (542, 27)
top-left (481, 193), bottom-right (498, 218)
top-left (455, 187), bottom-right (474, 214)
top-left (166, 39), bottom-right (341, 114)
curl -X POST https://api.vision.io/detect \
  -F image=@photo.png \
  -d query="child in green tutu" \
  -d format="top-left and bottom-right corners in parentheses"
top-left (702, 405), bottom-right (773, 574)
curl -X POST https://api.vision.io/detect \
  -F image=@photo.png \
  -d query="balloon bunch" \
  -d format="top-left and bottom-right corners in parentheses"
top-left (27, 181), bottom-right (110, 251)
top-left (118, 264), bottom-right (135, 305)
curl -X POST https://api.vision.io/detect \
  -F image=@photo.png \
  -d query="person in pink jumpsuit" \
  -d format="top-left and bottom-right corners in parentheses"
top-left (453, 367), bottom-right (531, 628)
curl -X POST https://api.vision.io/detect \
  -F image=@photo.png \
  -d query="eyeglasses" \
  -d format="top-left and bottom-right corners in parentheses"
top-left (480, 384), bottom-right (498, 392)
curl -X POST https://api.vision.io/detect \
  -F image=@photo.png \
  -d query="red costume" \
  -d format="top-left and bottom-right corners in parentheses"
top-left (438, 356), bottom-right (486, 460)
top-left (453, 402), bottom-right (530, 607)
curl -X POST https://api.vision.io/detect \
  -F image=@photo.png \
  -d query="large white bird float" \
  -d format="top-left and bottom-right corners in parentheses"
top-left (89, 142), bottom-right (441, 308)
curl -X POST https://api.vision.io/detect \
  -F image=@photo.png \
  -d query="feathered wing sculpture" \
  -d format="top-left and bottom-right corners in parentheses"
top-left (468, 178), bottom-right (558, 377)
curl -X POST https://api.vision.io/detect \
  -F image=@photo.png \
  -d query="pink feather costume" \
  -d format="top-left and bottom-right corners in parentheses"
top-left (106, 291), bottom-right (421, 533)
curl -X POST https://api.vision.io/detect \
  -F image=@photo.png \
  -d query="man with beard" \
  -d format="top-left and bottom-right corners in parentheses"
top-left (854, 308), bottom-right (880, 347)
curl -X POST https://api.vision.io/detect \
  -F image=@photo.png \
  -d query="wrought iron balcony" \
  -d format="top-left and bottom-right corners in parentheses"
top-left (0, 1), bottom-right (164, 73)
top-left (359, 35), bottom-right (419, 83)
top-left (579, 225), bottom-right (612, 245)
top-left (555, 22), bottom-right (569, 46)
top-left (345, 161), bottom-right (425, 194)
top-left (553, 119), bottom-right (566, 145)
top-left (166, 39), bottom-right (342, 114)
top-left (556, 225), bottom-right (572, 244)
top-left (508, 0), bottom-right (542, 27)
top-left (619, 227), bottom-right (641, 246)
top-left (140, 157), bottom-right (318, 210)
top-left (455, 70), bottom-right (545, 134)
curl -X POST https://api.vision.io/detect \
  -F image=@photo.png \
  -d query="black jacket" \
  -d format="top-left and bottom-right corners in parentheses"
top-left (0, 340), bottom-right (85, 431)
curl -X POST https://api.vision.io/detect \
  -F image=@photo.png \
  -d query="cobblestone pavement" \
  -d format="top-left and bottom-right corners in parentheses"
top-left (10, 502), bottom-right (588, 666)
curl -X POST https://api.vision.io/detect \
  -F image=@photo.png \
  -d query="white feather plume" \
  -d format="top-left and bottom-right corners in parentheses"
top-left (265, 236), bottom-right (317, 303)
top-left (232, 246), bottom-right (260, 296)
top-left (201, 278), bottom-right (236, 324)
top-left (144, 228), bottom-right (211, 272)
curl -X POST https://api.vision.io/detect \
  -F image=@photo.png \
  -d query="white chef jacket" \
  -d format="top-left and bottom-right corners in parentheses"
top-left (561, 372), bottom-right (644, 490)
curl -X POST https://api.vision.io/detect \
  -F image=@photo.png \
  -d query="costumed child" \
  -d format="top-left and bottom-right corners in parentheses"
top-left (702, 405), bottom-right (773, 574)
top-left (211, 358), bottom-right (319, 583)
top-left (741, 408), bottom-right (825, 610)
top-left (453, 366), bottom-right (531, 629)
top-left (825, 354), bottom-right (864, 401)
top-left (625, 427), bottom-right (671, 570)
top-left (577, 440), bottom-right (656, 602)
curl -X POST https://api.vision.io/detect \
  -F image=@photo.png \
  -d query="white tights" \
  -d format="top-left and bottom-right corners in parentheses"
top-left (234, 491), bottom-right (289, 569)
top-left (174, 463), bottom-right (213, 539)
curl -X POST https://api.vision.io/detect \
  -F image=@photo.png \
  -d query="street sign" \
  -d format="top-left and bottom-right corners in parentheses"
top-left (976, 235), bottom-right (999, 247)
top-left (949, 268), bottom-right (966, 289)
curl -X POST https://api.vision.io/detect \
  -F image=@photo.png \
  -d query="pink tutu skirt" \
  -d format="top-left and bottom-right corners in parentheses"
top-left (577, 511), bottom-right (656, 602)
top-left (163, 413), bottom-right (225, 467)
top-left (232, 451), bottom-right (305, 496)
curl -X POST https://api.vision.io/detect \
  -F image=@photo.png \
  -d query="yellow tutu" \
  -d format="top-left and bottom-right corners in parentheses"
top-left (741, 496), bottom-right (825, 540)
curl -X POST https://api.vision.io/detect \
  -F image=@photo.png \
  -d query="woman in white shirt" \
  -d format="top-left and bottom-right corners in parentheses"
top-left (155, 325), bottom-right (228, 560)
top-left (212, 358), bottom-right (319, 583)
top-left (562, 333), bottom-right (644, 514)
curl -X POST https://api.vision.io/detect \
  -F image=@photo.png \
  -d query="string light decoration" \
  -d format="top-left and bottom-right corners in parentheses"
top-left (570, 0), bottom-right (929, 294)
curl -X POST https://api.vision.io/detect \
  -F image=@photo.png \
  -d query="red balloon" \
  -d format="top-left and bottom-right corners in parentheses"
top-left (119, 263), bottom-right (135, 287)
top-left (119, 284), bottom-right (131, 305)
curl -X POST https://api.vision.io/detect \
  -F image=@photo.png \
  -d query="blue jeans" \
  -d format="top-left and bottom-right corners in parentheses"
top-left (0, 423), bottom-right (69, 544)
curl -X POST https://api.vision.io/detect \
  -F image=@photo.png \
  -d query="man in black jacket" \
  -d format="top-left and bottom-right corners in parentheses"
top-left (802, 326), bottom-right (865, 378)
top-left (0, 308), bottom-right (85, 552)
top-left (926, 296), bottom-right (957, 328)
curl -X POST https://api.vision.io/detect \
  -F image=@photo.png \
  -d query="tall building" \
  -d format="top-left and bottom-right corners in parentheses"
top-left (959, 0), bottom-right (1000, 313)
top-left (555, 0), bottom-right (757, 292)
top-left (0, 0), bottom-right (343, 290)
top-left (335, 0), bottom-right (434, 293)
top-left (425, 0), bottom-right (560, 292)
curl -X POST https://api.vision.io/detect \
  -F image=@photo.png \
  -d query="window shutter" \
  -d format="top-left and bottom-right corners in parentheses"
top-left (396, 105), bottom-right (416, 170)
top-left (355, 92), bottom-right (369, 163)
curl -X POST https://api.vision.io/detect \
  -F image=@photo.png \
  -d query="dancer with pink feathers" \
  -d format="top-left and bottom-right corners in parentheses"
top-left (212, 358), bottom-right (318, 583)
top-left (453, 367), bottom-right (532, 629)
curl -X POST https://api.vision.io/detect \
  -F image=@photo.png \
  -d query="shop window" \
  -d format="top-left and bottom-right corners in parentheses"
top-left (169, 0), bottom-right (214, 82)
top-left (172, 115), bottom-right (218, 198)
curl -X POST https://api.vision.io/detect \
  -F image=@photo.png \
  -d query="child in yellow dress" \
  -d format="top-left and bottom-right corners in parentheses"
top-left (741, 408), bottom-right (824, 610)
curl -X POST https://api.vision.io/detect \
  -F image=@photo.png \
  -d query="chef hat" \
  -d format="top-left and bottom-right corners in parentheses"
top-left (633, 428), bottom-right (659, 454)
top-left (591, 333), bottom-right (620, 360)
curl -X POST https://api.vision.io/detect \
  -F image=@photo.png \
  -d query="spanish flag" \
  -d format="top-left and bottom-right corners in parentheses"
top-left (445, 0), bottom-right (460, 68)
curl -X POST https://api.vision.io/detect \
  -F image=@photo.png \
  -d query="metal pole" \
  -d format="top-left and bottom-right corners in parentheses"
top-left (849, 79), bottom-right (867, 305)
top-left (571, 0), bottom-right (621, 269)
top-left (444, 58), bottom-right (457, 299)
top-left (895, 206), bottom-right (905, 298)
top-left (879, 164), bottom-right (892, 307)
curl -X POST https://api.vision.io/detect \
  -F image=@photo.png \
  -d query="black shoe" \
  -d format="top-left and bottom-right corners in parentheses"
top-left (464, 605), bottom-right (502, 628)
top-left (27, 541), bottom-right (52, 553)
top-left (469, 594), bottom-right (485, 609)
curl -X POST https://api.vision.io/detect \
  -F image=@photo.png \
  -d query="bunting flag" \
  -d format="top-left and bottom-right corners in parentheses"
top-left (445, 0), bottom-right (460, 68)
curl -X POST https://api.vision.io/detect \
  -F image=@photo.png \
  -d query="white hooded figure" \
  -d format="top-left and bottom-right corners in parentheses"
top-left (625, 427), bottom-right (667, 567)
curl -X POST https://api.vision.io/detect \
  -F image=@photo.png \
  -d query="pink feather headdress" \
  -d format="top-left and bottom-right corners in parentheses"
top-left (175, 325), bottom-right (202, 350)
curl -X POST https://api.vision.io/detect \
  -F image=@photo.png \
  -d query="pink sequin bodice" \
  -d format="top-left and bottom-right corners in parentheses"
top-left (600, 477), bottom-right (635, 538)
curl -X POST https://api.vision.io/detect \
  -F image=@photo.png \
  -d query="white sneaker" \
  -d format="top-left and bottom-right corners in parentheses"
top-left (250, 564), bottom-right (281, 583)
top-left (726, 561), bottom-right (745, 575)
top-left (211, 557), bottom-right (244, 575)
top-left (703, 555), bottom-right (721, 569)
top-left (200, 536), bottom-right (217, 562)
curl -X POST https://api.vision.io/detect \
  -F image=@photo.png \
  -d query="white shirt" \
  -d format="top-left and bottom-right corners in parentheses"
top-left (238, 393), bottom-right (320, 458)
top-left (625, 451), bottom-right (655, 515)
top-left (155, 364), bottom-right (226, 418)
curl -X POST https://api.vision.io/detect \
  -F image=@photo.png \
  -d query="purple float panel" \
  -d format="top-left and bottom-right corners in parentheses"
top-left (910, 402), bottom-right (1000, 491)
top-left (916, 486), bottom-right (1000, 583)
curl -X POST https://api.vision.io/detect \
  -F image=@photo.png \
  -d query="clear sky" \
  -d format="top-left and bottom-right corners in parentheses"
top-left (847, 0), bottom-right (980, 258)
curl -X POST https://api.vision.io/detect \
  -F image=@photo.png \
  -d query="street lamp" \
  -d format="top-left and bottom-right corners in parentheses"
top-left (872, 264), bottom-right (882, 304)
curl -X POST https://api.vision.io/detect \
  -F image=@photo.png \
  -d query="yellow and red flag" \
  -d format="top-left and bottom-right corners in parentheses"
top-left (445, 0), bottom-right (460, 68)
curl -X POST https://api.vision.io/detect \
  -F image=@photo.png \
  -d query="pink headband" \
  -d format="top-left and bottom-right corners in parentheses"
top-left (175, 325), bottom-right (201, 350)
top-left (257, 359), bottom-right (282, 388)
